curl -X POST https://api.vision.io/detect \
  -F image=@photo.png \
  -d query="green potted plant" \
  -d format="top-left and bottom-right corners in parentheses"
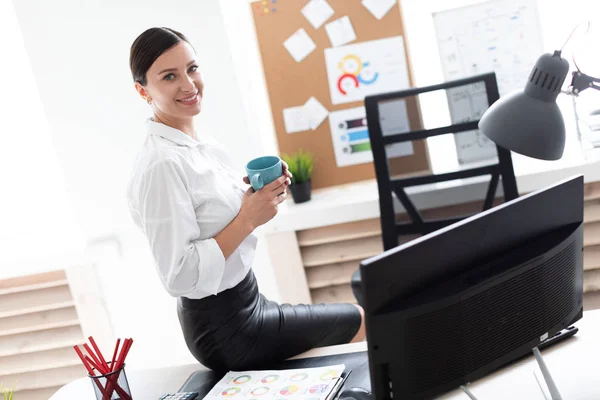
top-left (282, 149), bottom-right (314, 204)
top-left (0, 382), bottom-right (15, 400)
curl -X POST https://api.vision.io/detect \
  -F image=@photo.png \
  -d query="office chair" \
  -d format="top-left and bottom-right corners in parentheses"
top-left (351, 73), bottom-right (519, 306)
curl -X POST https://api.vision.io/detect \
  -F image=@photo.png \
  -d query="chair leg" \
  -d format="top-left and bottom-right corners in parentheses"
top-left (351, 269), bottom-right (365, 307)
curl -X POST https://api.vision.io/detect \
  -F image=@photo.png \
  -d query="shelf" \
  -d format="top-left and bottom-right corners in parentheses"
top-left (297, 218), bottom-right (381, 247)
top-left (584, 244), bottom-right (600, 271)
top-left (0, 345), bottom-right (82, 376)
top-left (306, 261), bottom-right (358, 289)
top-left (0, 284), bottom-right (73, 316)
top-left (584, 221), bottom-right (600, 247)
top-left (1, 359), bottom-right (81, 377)
top-left (12, 386), bottom-right (64, 400)
top-left (0, 306), bottom-right (78, 334)
top-left (0, 280), bottom-right (69, 296)
top-left (6, 364), bottom-right (84, 392)
top-left (585, 201), bottom-right (600, 223)
top-left (301, 236), bottom-right (383, 268)
top-left (0, 325), bottom-right (83, 358)
top-left (0, 301), bottom-right (76, 320)
top-left (584, 182), bottom-right (600, 201)
top-left (311, 284), bottom-right (356, 304)
top-left (0, 319), bottom-right (80, 338)
top-left (0, 270), bottom-right (66, 292)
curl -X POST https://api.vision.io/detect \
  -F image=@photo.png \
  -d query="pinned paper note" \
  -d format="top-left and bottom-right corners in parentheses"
top-left (325, 16), bottom-right (357, 47)
top-left (301, 0), bottom-right (335, 29)
top-left (362, 0), bottom-right (396, 20)
top-left (283, 106), bottom-right (310, 133)
top-left (304, 97), bottom-right (329, 130)
top-left (283, 28), bottom-right (316, 62)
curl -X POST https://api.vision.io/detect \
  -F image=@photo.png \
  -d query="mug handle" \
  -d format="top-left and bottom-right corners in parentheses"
top-left (251, 174), bottom-right (264, 190)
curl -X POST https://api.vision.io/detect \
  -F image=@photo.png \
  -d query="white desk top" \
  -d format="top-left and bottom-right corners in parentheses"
top-left (266, 150), bottom-right (600, 233)
top-left (51, 310), bottom-right (600, 399)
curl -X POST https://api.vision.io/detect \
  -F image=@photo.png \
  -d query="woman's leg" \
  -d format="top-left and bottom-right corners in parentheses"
top-left (350, 304), bottom-right (366, 343)
top-left (233, 298), bottom-right (363, 370)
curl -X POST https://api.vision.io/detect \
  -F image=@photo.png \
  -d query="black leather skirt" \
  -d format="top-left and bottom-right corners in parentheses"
top-left (177, 270), bottom-right (361, 371)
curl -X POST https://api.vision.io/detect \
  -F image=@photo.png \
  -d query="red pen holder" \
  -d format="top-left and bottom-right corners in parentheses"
top-left (88, 362), bottom-right (132, 400)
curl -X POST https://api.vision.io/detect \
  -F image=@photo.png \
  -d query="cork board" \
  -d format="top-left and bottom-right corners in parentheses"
top-left (251, 0), bottom-right (430, 189)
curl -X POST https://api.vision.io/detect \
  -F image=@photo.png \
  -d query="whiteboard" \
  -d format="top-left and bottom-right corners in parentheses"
top-left (432, 0), bottom-right (544, 164)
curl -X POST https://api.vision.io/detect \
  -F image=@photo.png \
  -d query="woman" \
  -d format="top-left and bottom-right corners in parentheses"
top-left (126, 27), bottom-right (365, 372)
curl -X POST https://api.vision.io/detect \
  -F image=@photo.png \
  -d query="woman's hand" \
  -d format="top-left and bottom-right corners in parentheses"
top-left (239, 175), bottom-right (290, 230)
top-left (243, 160), bottom-right (293, 185)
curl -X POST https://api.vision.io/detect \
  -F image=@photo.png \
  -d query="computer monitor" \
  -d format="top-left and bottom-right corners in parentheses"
top-left (359, 175), bottom-right (584, 399)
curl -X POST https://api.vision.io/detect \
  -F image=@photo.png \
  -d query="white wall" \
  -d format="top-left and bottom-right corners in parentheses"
top-left (0, 0), bottom-right (85, 279)
top-left (400, 0), bottom-right (600, 173)
top-left (10, 0), bottom-right (279, 368)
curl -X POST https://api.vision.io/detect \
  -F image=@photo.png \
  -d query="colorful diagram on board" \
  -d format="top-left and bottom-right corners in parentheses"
top-left (279, 385), bottom-right (300, 396)
top-left (338, 116), bottom-right (370, 155)
top-left (308, 384), bottom-right (330, 395)
top-left (261, 374), bottom-right (280, 384)
top-left (336, 54), bottom-right (379, 96)
top-left (221, 387), bottom-right (241, 397)
top-left (254, 0), bottom-right (276, 16)
top-left (250, 387), bottom-right (270, 397)
top-left (289, 372), bottom-right (309, 382)
top-left (232, 375), bottom-right (252, 385)
top-left (320, 370), bottom-right (339, 382)
top-left (328, 106), bottom-right (374, 167)
top-left (325, 37), bottom-right (410, 106)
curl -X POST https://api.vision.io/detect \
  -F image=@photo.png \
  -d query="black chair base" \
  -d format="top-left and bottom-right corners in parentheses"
top-left (351, 269), bottom-right (364, 307)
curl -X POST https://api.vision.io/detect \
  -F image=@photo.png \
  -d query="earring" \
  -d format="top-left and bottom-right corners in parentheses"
top-left (147, 98), bottom-right (152, 105)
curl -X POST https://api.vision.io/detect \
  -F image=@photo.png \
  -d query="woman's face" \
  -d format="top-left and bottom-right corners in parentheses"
top-left (136, 41), bottom-right (203, 119)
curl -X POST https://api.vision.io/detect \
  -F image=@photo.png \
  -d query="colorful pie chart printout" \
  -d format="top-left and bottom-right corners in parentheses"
top-left (261, 374), bottom-right (280, 384)
top-left (250, 387), bottom-right (270, 397)
top-left (279, 385), bottom-right (300, 396)
top-left (233, 375), bottom-right (252, 385)
top-left (204, 364), bottom-right (346, 400)
top-left (221, 387), bottom-right (242, 397)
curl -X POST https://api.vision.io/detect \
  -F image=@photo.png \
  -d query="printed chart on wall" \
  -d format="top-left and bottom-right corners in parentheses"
top-left (329, 103), bottom-right (413, 167)
top-left (325, 36), bottom-right (410, 105)
top-left (202, 364), bottom-right (346, 400)
top-left (433, 0), bottom-right (544, 164)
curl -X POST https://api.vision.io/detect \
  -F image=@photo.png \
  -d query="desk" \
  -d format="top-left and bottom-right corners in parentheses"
top-left (51, 310), bottom-right (600, 399)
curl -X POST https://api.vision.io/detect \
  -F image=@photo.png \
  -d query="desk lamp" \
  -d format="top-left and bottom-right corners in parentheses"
top-left (475, 22), bottom-right (598, 400)
top-left (479, 22), bottom-right (600, 160)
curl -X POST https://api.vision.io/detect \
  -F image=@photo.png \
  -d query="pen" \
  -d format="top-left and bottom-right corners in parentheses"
top-left (325, 370), bottom-right (352, 400)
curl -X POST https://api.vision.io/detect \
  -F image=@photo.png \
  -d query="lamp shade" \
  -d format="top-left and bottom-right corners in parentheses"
top-left (479, 52), bottom-right (570, 160)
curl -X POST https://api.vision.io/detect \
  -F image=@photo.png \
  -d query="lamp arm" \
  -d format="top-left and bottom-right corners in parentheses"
top-left (569, 70), bottom-right (600, 94)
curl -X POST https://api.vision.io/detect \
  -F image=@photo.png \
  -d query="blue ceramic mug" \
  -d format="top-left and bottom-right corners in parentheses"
top-left (245, 156), bottom-right (283, 191)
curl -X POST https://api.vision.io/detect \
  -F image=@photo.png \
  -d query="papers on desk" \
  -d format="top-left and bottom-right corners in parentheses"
top-left (202, 364), bottom-right (346, 400)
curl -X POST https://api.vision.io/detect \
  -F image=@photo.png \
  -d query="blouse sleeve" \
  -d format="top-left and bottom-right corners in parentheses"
top-left (136, 159), bottom-right (226, 297)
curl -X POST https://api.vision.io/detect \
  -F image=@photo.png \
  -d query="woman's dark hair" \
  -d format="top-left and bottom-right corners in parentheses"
top-left (129, 27), bottom-right (193, 86)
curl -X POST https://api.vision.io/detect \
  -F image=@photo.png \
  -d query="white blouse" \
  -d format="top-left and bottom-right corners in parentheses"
top-left (126, 119), bottom-right (257, 299)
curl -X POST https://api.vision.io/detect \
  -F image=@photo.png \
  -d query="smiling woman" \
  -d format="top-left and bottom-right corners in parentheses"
top-left (130, 28), bottom-right (204, 135)
top-left (125, 27), bottom-right (365, 372)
